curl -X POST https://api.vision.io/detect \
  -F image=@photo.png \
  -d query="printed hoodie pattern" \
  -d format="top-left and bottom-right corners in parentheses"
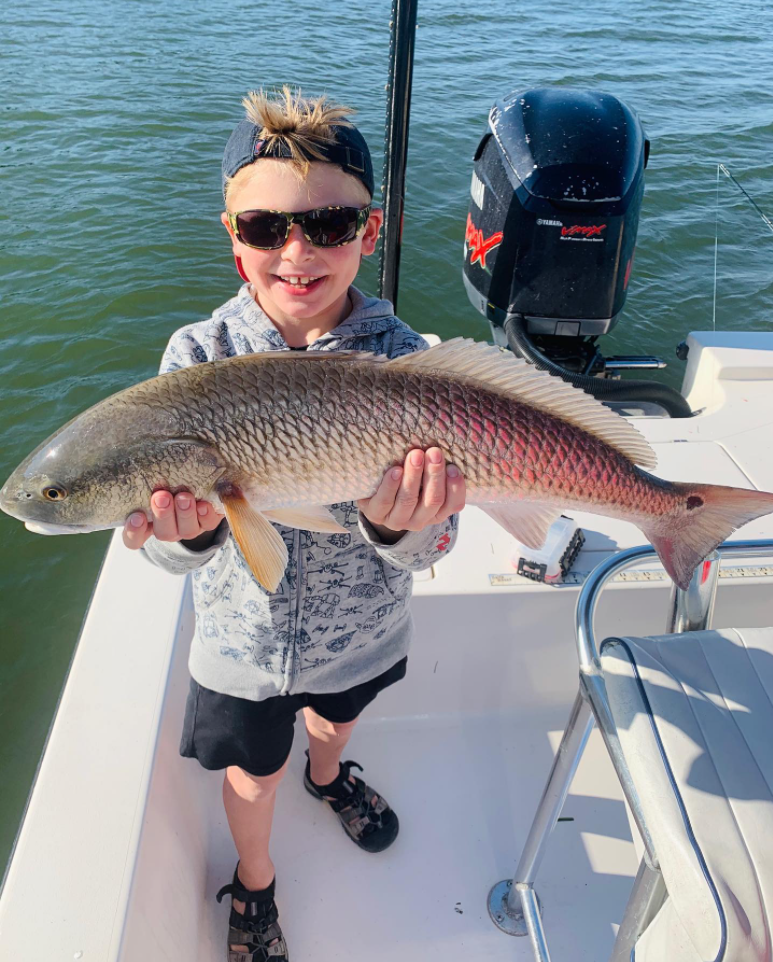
top-left (142, 285), bottom-right (459, 701)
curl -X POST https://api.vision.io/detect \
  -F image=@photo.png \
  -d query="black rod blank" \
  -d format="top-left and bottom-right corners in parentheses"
top-left (378, 0), bottom-right (419, 310)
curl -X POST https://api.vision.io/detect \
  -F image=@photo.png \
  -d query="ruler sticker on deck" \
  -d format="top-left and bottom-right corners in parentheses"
top-left (488, 564), bottom-right (773, 587)
top-left (489, 573), bottom-right (525, 587)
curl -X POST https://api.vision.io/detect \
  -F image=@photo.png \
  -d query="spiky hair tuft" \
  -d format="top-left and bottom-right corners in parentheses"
top-left (242, 86), bottom-right (355, 175)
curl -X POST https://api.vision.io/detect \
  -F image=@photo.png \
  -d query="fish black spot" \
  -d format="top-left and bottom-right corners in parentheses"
top-left (686, 495), bottom-right (704, 510)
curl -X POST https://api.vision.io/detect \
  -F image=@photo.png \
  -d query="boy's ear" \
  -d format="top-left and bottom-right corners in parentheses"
top-left (221, 211), bottom-right (240, 252)
top-left (221, 212), bottom-right (250, 282)
top-left (360, 206), bottom-right (384, 257)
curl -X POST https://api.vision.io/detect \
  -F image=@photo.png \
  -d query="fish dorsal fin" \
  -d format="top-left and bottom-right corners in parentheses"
top-left (383, 338), bottom-right (657, 469)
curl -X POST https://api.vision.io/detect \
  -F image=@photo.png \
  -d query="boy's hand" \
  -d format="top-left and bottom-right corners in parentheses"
top-left (358, 447), bottom-right (465, 542)
top-left (122, 490), bottom-right (226, 551)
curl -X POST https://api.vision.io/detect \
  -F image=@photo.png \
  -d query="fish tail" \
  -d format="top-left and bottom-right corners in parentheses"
top-left (639, 483), bottom-right (773, 590)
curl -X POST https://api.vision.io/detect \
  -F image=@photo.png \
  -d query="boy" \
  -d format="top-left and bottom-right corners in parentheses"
top-left (123, 88), bottom-right (465, 961)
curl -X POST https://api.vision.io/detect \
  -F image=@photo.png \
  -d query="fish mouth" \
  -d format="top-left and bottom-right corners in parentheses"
top-left (23, 521), bottom-right (113, 536)
top-left (0, 491), bottom-right (94, 533)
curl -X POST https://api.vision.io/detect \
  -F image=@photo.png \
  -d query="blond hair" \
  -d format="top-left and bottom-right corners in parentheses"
top-left (225, 87), bottom-right (360, 206)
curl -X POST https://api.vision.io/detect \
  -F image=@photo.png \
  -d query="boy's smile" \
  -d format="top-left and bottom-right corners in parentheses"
top-left (222, 161), bottom-right (383, 346)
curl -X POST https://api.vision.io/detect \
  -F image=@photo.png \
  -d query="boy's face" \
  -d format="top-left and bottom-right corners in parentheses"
top-left (221, 161), bottom-right (383, 337)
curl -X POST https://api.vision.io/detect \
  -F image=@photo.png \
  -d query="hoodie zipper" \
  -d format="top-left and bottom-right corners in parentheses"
top-left (292, 528), bottom-right (302, 684)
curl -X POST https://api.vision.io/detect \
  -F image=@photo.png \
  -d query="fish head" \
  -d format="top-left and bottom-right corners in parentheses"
top-left (1, 394), bottom-right (226, 534)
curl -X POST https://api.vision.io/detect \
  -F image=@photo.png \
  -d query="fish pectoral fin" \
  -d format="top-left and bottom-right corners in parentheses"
top-left (480, 502), bottom-right (562, 550)
top-left (262, 505), bottom-right (347, 534)
top-left (219, 490), bottom-right (288, 593)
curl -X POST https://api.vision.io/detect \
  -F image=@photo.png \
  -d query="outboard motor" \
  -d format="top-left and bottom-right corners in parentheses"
top-left (463, 87), bottom-right (691, 417)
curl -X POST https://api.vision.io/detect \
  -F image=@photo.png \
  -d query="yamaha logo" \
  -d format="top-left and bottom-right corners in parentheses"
top-left (537, 218), bottom-right (562, 227)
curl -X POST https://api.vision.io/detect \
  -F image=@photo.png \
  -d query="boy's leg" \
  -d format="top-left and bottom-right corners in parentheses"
top-left (303, 707), bottom-right (358, 786)
top-left (181, 679), bottom-right (294, 958)
top-left (222, 762), bottom-right (290, 957)
top-left (303, 705), bottom-right (399, 853)
top-left (223, 759), bottom-right (289, 911)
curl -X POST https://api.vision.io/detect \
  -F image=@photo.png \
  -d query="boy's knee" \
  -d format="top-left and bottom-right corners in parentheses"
top-left (225, 760), bottom-right (289, 800)
top-left (304, 707), bottom-right (359, 738)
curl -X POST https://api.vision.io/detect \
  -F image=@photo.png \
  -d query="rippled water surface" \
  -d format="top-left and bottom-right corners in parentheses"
top-left (1, 0), bottom-right (772, 868)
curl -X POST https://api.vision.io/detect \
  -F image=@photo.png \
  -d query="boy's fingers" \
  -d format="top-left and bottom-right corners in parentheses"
top-left (357, 465), bottom-right (404, 525)
top-left (434, 465), bottom-right (466, 523)
top-left (123, 513), bottom-right (151, 550)
top-left (408, 447), bottom-right (448, 529)
top-left (149, 490), bottom-right (179, 541)
top-left (123, 495), bottom-right (224, 548)
top-left (196, 501), bottom-right (226, 532)
top-left (388, 449), bottom-right (424, 529)
top-left (173, 492), bottom-right (200, 540)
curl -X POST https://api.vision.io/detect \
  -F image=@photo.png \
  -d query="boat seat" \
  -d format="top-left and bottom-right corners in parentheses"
top-left (600, 627), bottom-right (773, 962)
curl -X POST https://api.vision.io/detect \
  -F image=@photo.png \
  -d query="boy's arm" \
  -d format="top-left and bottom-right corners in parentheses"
top-left (357, 446), bottom-right (464, 572)
top-left (358, 511), bottom-right (459, 572)
top-left (140, 514), bottom-right (230, 575)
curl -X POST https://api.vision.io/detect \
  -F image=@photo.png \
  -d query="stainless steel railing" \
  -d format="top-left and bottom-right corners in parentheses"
top-left (488, 538), bottom-right (773, 961)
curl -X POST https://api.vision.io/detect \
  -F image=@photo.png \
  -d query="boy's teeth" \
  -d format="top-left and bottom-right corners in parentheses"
top-left (284, 276), bottom-right (319, 286)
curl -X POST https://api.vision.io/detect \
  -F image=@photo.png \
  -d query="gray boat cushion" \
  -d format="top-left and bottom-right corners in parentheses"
top-left (600, 627), bottom-right (773, 962)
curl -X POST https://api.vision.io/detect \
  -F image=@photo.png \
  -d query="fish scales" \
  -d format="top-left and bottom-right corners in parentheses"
top-left (317, 365), bottom-right (634, 511)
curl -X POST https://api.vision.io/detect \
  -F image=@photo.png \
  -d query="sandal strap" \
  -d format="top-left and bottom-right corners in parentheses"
top-left (227, 902), bottom-right (279, 932)
top-left (228, 916), bottom-right (283, 942)
top-left (227, 925), bottom-right (287, 962)
top-left (327, 771), bottom-right (390, 837)
top-left (217, 871), bottom-right (275, 907)
top-left (304, 751), bottom-right (394, 845)
top-left (218, 869), bottom-right (287, 962)
top-left (340, 759), bottom-right (363, 778)
top-left (217, 882), bottom-right (238, 903)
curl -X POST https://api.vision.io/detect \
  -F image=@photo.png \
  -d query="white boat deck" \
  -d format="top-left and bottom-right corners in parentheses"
top-left (109, 524), bottom-right (646, 962)
top-left (2, 331), bottom-right (773, 962)
top-left (201, 710), bottom-right (634, 961)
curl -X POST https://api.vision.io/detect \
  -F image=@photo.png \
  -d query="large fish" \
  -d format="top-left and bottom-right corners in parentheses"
top-left (3, 339), bottom-right (773, 591)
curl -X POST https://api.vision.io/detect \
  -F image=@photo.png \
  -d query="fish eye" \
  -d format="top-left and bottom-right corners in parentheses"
top-left (43, 485), bottom-right (68, 501)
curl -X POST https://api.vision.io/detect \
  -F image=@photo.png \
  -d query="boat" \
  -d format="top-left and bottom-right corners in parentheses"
top-left (2, 328), bottom-right (773, 962)
top-left (2, 6), bottom-right (773, 961)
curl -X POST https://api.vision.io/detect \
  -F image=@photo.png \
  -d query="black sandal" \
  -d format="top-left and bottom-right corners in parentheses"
top-left (304, 750), bottom-right (399, 853)
top-left (216, 867), bottom-right (289, 962)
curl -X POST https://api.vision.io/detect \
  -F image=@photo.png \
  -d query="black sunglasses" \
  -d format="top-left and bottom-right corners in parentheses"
top-left (227, 205), bottom-right (372, 250)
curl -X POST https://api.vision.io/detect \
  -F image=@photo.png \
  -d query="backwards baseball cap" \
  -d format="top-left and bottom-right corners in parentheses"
top-left (222, 118), bottom-right (374, 201)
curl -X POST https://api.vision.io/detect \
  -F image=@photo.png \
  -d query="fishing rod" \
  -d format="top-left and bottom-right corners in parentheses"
top-left (712, 163), bottom-right (773, 329)
top-left (717, 163), bottom-right (773, 235)
top-left (378, 0), bottom-right (419, 310)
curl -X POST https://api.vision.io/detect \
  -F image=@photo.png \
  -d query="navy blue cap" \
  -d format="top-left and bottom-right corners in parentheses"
top-left (222, 119), bottom-right (374, 200)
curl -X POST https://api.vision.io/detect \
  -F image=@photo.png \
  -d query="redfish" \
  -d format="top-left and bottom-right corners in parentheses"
top-left (2, 339), bottom-right (772, 591)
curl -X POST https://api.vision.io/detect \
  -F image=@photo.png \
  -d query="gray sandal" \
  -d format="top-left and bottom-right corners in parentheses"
top-left (216, 868), bottom-right (289, 962)
top-left (304, 750), bottom-right (399, 853)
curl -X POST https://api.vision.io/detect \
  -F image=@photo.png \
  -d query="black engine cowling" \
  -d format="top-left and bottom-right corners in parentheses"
top-left (463, 87), bottom-right (649, 338)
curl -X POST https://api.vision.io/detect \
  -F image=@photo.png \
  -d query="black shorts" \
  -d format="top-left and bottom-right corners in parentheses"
top-left (180, 657), bottom-right (407, 777)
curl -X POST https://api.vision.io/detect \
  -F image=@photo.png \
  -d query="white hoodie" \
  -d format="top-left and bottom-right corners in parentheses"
top-left (143, 285), bottom-right (459, 701)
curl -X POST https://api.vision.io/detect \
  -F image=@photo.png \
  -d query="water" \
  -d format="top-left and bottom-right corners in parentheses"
top-left (1, 0), bottom-right (772, 870)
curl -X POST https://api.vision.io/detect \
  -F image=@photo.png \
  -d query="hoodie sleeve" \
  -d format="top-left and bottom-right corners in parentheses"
top-left (139, 329), bottom-right (231, 575)
top-left (141, 519), bottom-right (230, 574)
top-left (158, 328), bottom-right (211, 373)
top-left (357, 512), bottom-right (459, 572)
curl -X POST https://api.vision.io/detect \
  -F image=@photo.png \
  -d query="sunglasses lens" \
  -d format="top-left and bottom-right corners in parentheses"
top-left (235, 210), bottom-right (288, 249)
top-left (304, 207), bottom-right (362, 247)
